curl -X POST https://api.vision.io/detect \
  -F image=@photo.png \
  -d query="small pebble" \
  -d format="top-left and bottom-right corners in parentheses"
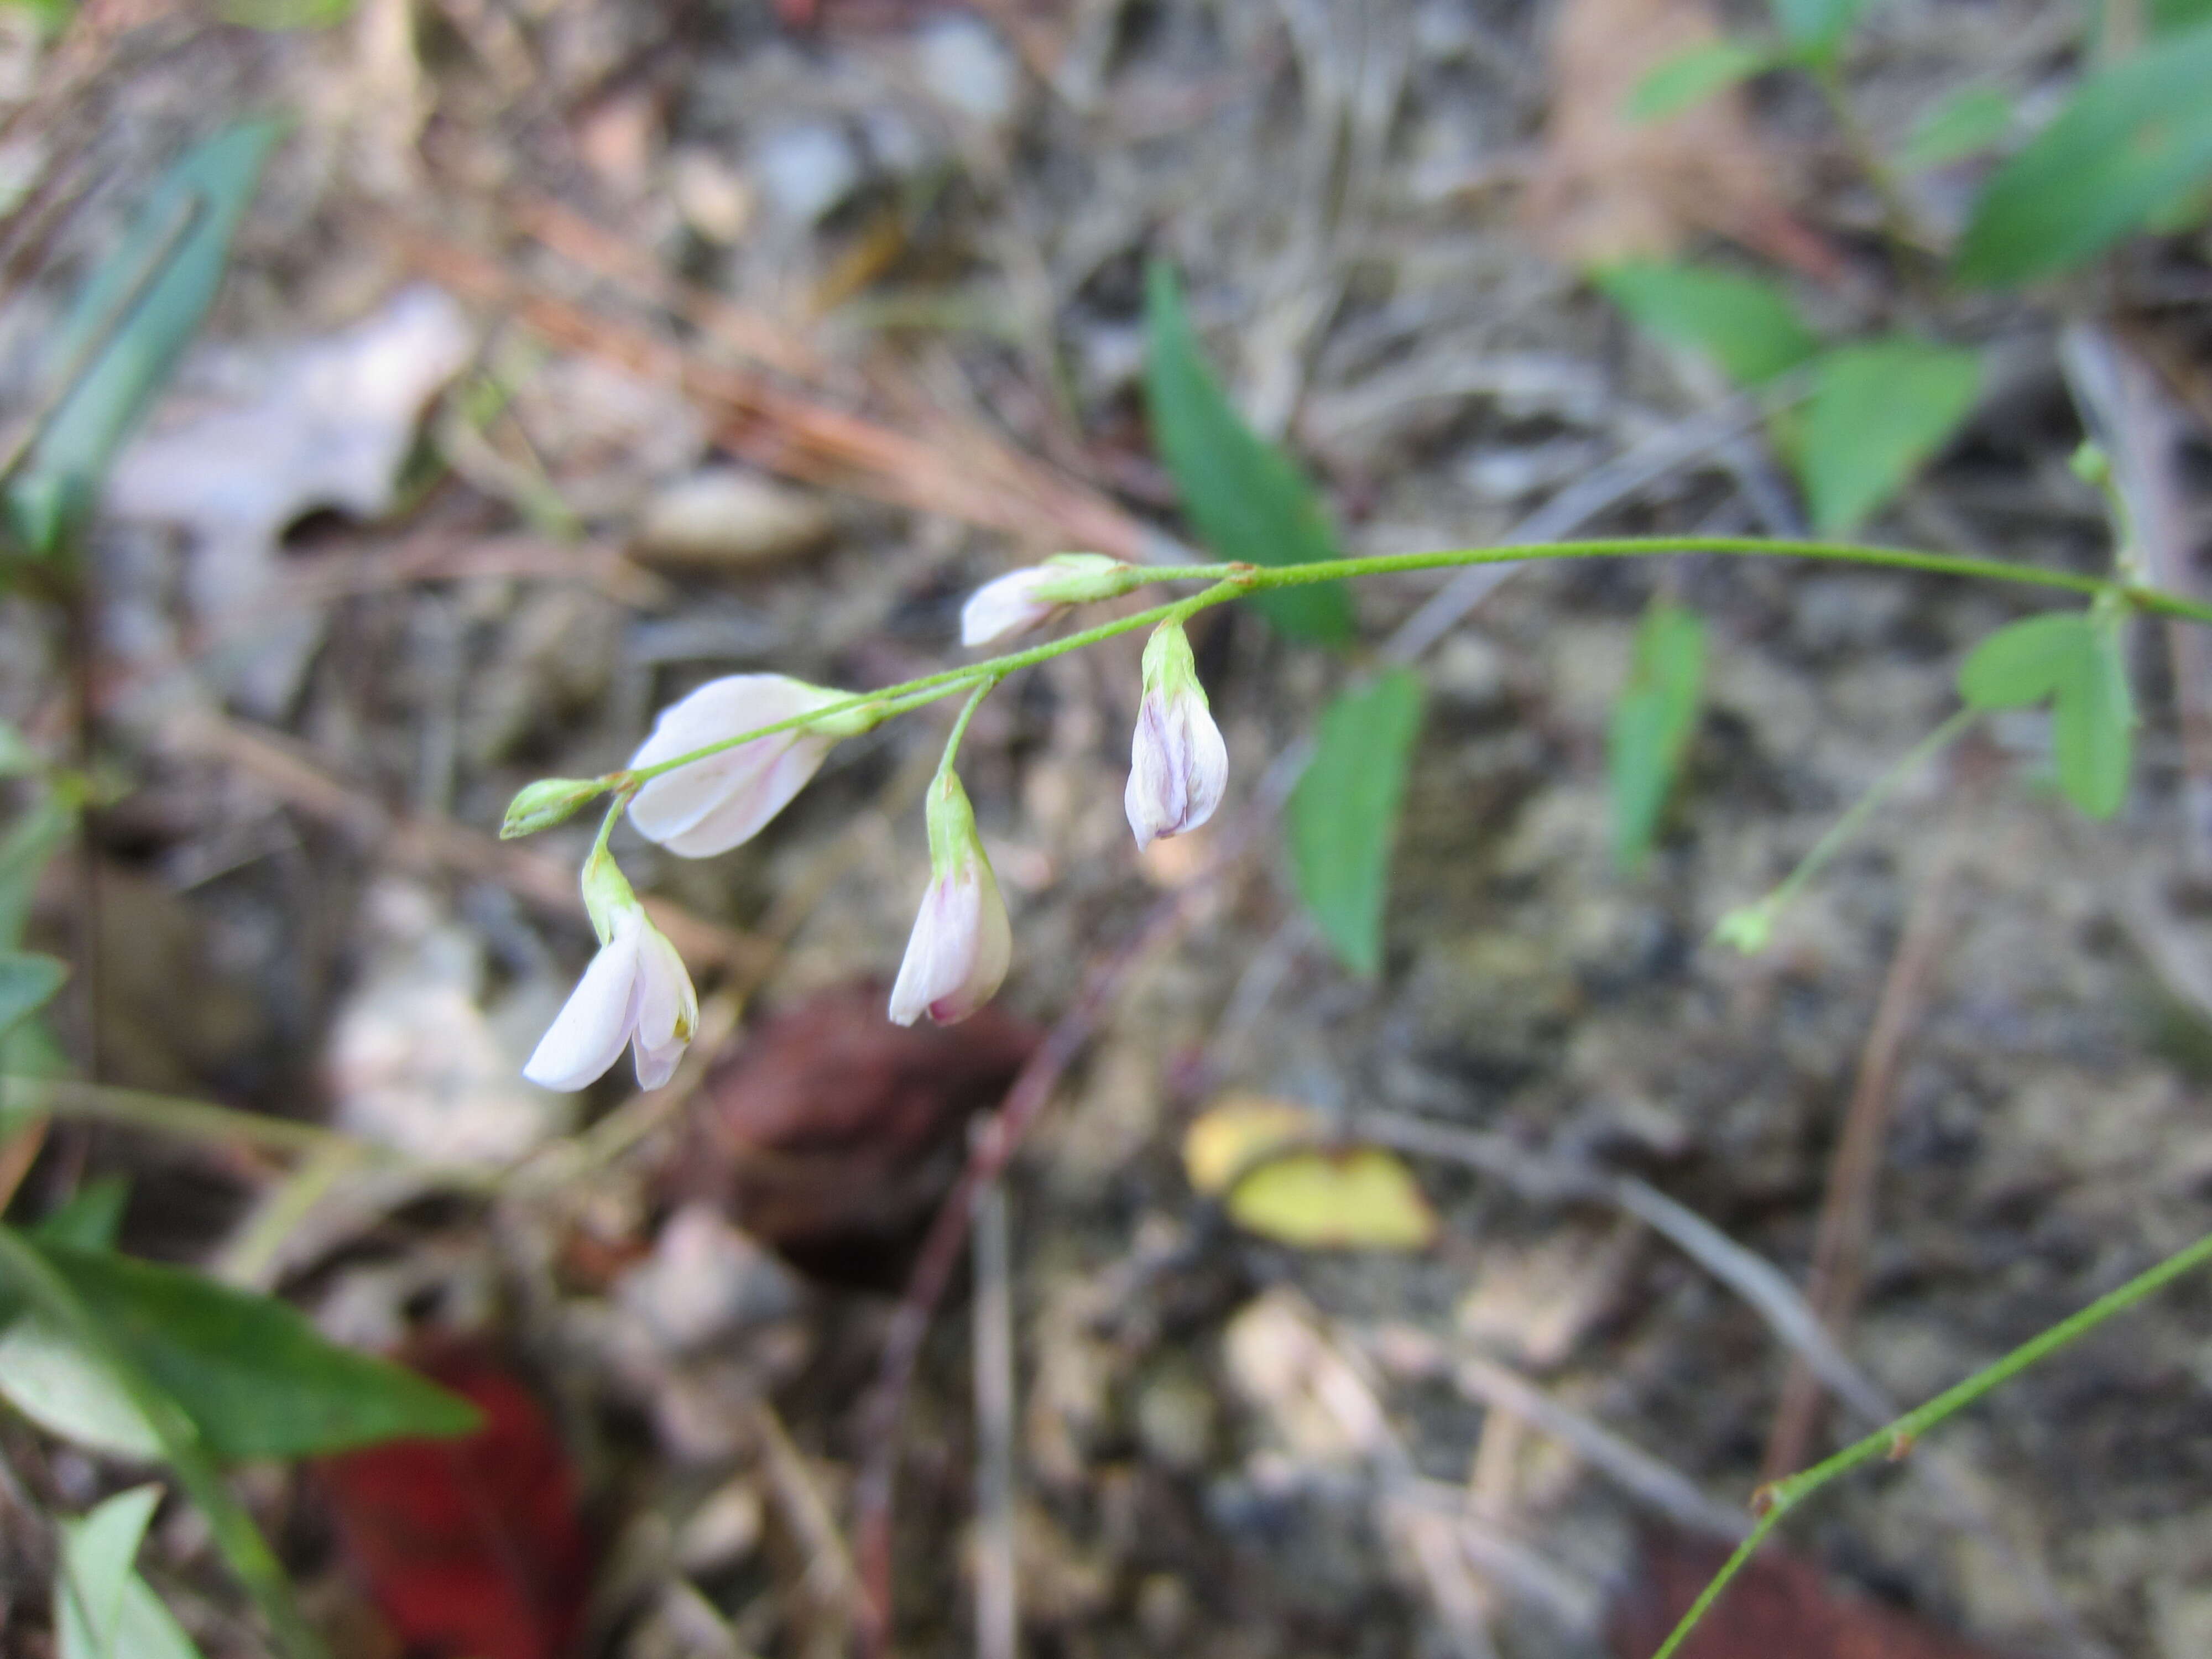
top-left (752, 121), bottom-right (862, 222)
top-left (633, 469), bottom-right (835, 570)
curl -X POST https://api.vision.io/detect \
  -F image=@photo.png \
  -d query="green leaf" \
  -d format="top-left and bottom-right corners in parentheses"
top-left (6, 1240), bottom-right (480, 1459)
top-left (1609, 600), bottom-right (1706, 872)
top-left (61, 1569), bottom-right (203, 1659)
top-left (55, 1485), bottom-right (171, 1659)
top-left (1772, 0), bottom-right (1870, 56)
top-left (2152, 0), bottom-right (2212, 33)
top-left (0, 1314), bottom-right (164, 1458)
top-left (56, 1486), bottom-right (205, 1659)
top-left (1592, 261), bottom-right (1820, 388)
top-left (1900, 87), bottom-right (2013, 170)
top-left (1626, 41), bottom-right (1771, 122)
top-left (9, 119), bottom-right (281, 552)
top-left (35, 1177), bottom-right (131, 1251)
top-left (1288, 669), bottom-right (1425, 978)
top-left (1957, 611), bottom-right (2135, 818)
top-left (1144, 262), bottom-right (1357, 646)
top-left (0, 952), bottom-right (67, 1038)
top-left (1955, 23), bottom-right (2212, 285)
top-left (0, 796), bottom-right (74, 948)
top-left (1796, 338), bottom-right (1981, 532)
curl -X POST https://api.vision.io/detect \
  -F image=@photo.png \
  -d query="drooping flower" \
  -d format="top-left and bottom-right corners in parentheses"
top-left (525, 853), bottom-right (698, 1091)
top-left (960, 553), bottom-right (1135, 648)
top-left (1124, 619), bottom-right (1228, 848)
top-left (628, 674), bottom-right (870, 858)
top-left (888, 770), bottom-right (1011, 1026)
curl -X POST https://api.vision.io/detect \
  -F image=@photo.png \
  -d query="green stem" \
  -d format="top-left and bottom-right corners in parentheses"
top-left (1650, 1225), bottom-right (2212, 1659)
top-left (530, 541), bottom-right (2210, 834)
top-left (1720, 706), bottom-right (1978, 948)
top-left (0, 1225), bottom-right (331, 1659)
top-left (936, 676), bottom-right (997, 784)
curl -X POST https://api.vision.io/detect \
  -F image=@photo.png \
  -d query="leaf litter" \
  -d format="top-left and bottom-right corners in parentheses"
top-left (0, 2), bottom-right (2209, 1658)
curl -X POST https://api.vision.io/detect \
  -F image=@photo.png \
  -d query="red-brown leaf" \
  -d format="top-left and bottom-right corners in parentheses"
top-left (1608, 1530), bottom-right (2012, 1659)
top-left (317, 1349), bottom-right (593, 1659)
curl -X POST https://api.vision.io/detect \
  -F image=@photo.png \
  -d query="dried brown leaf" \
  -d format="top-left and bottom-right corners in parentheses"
top-left (1523, 0), bottom-right (1834, 275)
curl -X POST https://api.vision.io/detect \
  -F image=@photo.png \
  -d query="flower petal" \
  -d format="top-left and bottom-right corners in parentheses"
top-left (524, 917), bottom-right (644, 1091)
top-left (961, 571), bottom-right (1057, 648)
top-left (928, 860), bottom-right (1011, 1024)
top-left (629, 676), bottom-right (844, 852)
top-left (888, 875), bottom-right (957, 1026)
top-left (653, 732), bottom-right (835, 857)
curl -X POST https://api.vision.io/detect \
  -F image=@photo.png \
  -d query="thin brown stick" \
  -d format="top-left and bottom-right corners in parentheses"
top-left (1760, 831), bottom-right (1959, 1481)
top-left (390, 221), bottom-right (1151, 561)
top-left (850, 882), bottom-right (1198, 1650)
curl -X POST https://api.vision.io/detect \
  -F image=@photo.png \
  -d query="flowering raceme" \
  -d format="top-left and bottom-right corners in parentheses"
top-left (960, 554), bottom-right (1135, 648)
top-left (627, 674), bottom-right (865, 857)
top-left (888, 770), bottom-right (1011, 1026)
top-left (525, 854), bottom-right (698, 1091)
top-left (1125, 619), bottom-right (1228, 848)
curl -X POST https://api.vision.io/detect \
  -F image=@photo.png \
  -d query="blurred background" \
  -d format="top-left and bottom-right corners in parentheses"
top-left (2, 0), bottom-right (2211, 1656)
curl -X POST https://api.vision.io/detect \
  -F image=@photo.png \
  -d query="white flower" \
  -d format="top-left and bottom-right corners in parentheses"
top-left (628, 674), bottom-right (860, 858)
top-left (888, 772), bottom-right (1011, 1026)
top-left (1124, 620), bottom-right (1227, 848)
top-left (960, 554), bottom-right (1133, 648)
top-left (525, 896), bottom-right (698, 1092)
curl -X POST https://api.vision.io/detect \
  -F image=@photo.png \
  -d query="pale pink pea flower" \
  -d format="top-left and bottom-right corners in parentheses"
top-left (1125, 620), bottom-right (1228, 849)
top-left (627, 674), bottom-right (859, 857)
top-left (960, 554), bottom-right (1133, 648)
top-left (888, 771), bottom-right (1011, 1026)
top-left (524, 900), bottom-right (698, 1091)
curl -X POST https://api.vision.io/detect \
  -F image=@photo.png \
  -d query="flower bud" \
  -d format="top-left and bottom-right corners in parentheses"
top-left (960, 553), bottom-right (1135, 648)
top-left (500, 776), bottom-right (603, 839)
top-left (526, 851), bottom-right (699, 1091)
top-left (1124, 620), bottom-right (1227, 849)
top-left (888, 771), bottom-right (1011, 1026)
top-left (629, 674), bottom-right (865, 858)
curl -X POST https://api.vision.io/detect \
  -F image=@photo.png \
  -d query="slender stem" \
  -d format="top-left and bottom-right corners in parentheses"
top-left (1650, 1226), bottom-right (2212, 1659)
top-left (1721, 707), bottom-right (1977, 946)
top-left (526, 541), bottom-right (2212, 838)
top-left (937, 676), bottom-right (997, 782)
top-left (0, 1226), bottom-right (331, 1659)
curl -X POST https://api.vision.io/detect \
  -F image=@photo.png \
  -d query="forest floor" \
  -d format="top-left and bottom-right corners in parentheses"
top-left (3, 0), bottom-right (2211, 1656)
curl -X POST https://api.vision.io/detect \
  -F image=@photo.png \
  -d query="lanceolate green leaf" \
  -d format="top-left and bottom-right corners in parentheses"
top-left (19, 1240), bottom-right (480, 1459)
top-left (1289, 669), bottom-right (1425, 977)
top-left (0, 952), bottom-right (67, 1038)
top-left (1957, 609), bottom-right (2135, 819)
top-left (1955, 22), bottom-right (2212, 285)
top-left (1900, 87), bottom-right (2012, 171)
top-left (1626, 41), bottom-right (1771, 122)
top-left (1593, 260), bottom-right (1819, 388)
top-left (0, 797), bottom-right (75, 946)
top-left (1797, 338), bottom-right (1981, 532)
top-left (55, 1486), bottom-right (179, 1659)
top-left (9, 119), bottom-right (281, 555)
top-left (1609, 600), bottom-right (1706, 871)
top-left (1144, 262), bottom-right (1357, 646)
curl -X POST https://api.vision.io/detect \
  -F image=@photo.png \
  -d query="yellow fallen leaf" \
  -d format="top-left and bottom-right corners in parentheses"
top-left (1183, 1094), bottom-right (1323, 1195)
top-left (1228, 1150), bottom-right (1438, 1252)
top-left (1185, 1093), bottom-right (1437, 1250)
